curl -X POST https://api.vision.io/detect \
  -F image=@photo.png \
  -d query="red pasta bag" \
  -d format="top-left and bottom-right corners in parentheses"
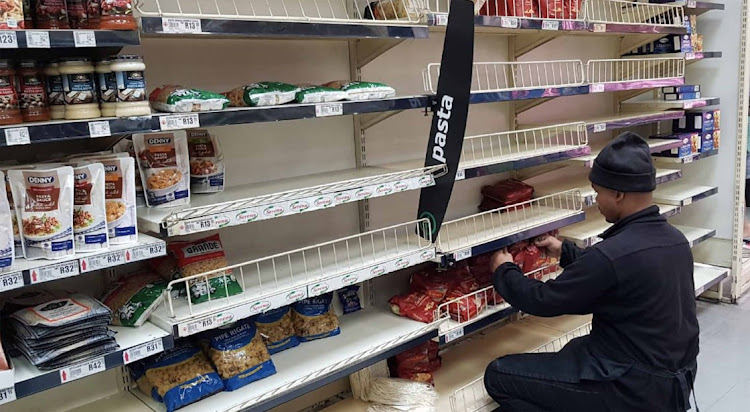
top-left (389, 292), bottom-right (436, 323)
top-left (410, 270), bottom-right (457, 303)
top-left (479, 0), bottom-right (538, 17)
top-left (480, 180), bottom-right (534, 212)
top-left (444, 288), bottom-right (486, 322)
top-left (468, 254), bottom-right (493, 287)
top-left (447, 265), bottom-right (480, 294)
top-left (538, 0), bottom-right (580, 19)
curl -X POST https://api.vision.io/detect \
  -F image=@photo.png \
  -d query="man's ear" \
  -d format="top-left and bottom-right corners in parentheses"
top-left (615, 191), bottom-right (626, 202)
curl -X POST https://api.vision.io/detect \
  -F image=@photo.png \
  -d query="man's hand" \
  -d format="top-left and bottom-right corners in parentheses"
top-left (490, 248), bottom-right (514, 273)
top-left (535, 235), bottom-right (562, 259)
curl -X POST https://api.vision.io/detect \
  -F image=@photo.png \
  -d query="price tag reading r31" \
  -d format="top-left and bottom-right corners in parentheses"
top-left (160, 114), bottom-right (199, 131)
top-left (123, 338), bottom-right (164, 364)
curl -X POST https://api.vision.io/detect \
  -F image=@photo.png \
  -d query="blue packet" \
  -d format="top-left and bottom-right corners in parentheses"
top-left (144, 342), bottom-right (224, 412)
top-left (292, 292), bottom-right (341, 342)
top-left (337, 286), bottom-right (362, 315)
top-left (204, 318), bottom-right (277, 391)
top-left (255, 306), bottom-right (300, 354)
top-left (128, 360), bottom-right (162, 402)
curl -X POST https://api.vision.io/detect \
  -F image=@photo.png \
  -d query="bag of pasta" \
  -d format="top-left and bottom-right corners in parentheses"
top-left (255, 306), bottom-right (299, 354)
top-left (168, 234), bottom-right (242, 304)
top-left (292, 293), bottom-right (341, 342)
top-left (202, 318), bottom-right (277, 391)
top-left (129, 360), bottom-right (162, 402)
top-left (101, 272), bottom-right (167, 327)
top-left (144, 342), bottom-right (224, 412)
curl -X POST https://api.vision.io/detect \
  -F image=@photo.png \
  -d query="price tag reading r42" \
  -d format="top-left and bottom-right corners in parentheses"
top-left (160, 113), bottom-right (199, 131)
top-left (123, 338), bottom-right (164, 364)
top-left (60, 357), bottom-right (105, 383)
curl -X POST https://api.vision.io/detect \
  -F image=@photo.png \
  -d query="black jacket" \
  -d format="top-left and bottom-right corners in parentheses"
top-left (493, 206), bottom-right (699, 384)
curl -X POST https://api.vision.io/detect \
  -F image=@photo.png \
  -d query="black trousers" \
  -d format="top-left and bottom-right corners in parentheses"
top-left (484, 356), bottom-right (694, 412)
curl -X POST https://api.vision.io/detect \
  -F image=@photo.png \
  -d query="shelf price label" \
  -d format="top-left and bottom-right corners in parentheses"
top-left (162, 18), bottom-right (202, 34)
top-left (590, 83), bottom-right (605, 93)
top-left (0, 387), bottom-right (15, 405)
top-left (80, 250), bottom-right (130, 273)
top-left (60, 357), bottom-right (105, 383)
top-left (434, 14), bottom-right (448, 26)
top-left (685, 52), bottom-right (696, 60)
top-left (500, 17), bottom-right (519, 29)
top-left (131, 242), bottom-right (166, 261)
top-left (687, 0), bottom-right (696, 7)
top-left (315, 103), bottom-right (343, 118)
top-left (30, 260), bottom-right (79, 284)
top-left (683, 197), bottom-right (693, 206)
top-left (454, 169), bottom-right (466, 181)
top-left (123, 339), bottom-right (164, 364)
top-left (592, 23), bottom-right (606, 33)
top-left (444, 327), bottom-right (464, 343)
top-left (4, 127), bottom-right (30, 146)
top-left (88, 121), bottom-right (111, 137)
top-left (73, 30), bottom-right (96, 47)
top-left (160, 113), bottom-right (199, 131)
top-left (542, 20), bottom-right (560, 30)
top-left (0, 271), bottom-right (23, 292)
top-left (183, 312), bottom-right (235, 337)
top-left (26, 31), bottom-right (50, 48)
top-left (593, 123), bottom-right (606, 133)
top-left (0, 31), bottom-right (17, 48)
top-left (683, 155), bottom-right (694, 164)
top-left (455, 248), bottom-right (472, 261)
top-left (183, 217), bottom-right (214, 234)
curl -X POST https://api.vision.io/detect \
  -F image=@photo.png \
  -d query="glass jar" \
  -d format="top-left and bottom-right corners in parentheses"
top-left (99, 0), bottom-right (135, 29)
top-left (0, 61), bottom-right (22, 126)
top-left (114, 101), bottom-right (150, 117)
top-left (18, 61), bottom-right (50, 122)
top-left (111, 55), bottom-right (146, 102)
top-left (34, 0), bottom-right (71, 29)
top-left (67, 0), bottom-right (99, 28)
top-left (59, 58), bottom-right (100, 120)
top-left (44, 62), bottom-right (65, 120)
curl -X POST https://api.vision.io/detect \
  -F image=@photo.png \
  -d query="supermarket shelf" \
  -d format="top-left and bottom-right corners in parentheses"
top-left (136, 307), bottom-right (439, 412)
top-left (436, 191), bottom-right (584, 267)
top-left (140, 17), bottom-right (428, 39)
top-left (458, 146), bottom-right (591, 180)
top-left (149, 220), bottom-right (436, 338)
top-left (440, 306), bottom-right (518, 346)
top-left (10, 322), bottom-right (174, 400)
top-left (582, 110), bottom-right (685, 134)
top-left (138, 165), bottom-right (443, 236)
top-left (675, 225), bottom-right (716, 248)
top-left (0, 234), bottom-right (166, 293)
top-left (694, 263), bottom-right (728, 297)
top-left (653, 183), bottom-right (718, 206)
top-left (654, 148), bottom-right (719, 164)
top-left (0, 116), bottom-right (154, 147)
top-left (621, 96), bottom-right (720, 112)
top-left (468, 86), bottom-right (591, 104)
top-left (2, 30), bottom-right (140, 48)
top-left (569, 138), bottom-right (686, 167)
top-left (560, 204), bottom-right (681, 247)
top-left (427, 13), bottom-right (588, 32)
top-left (682, 1), bottom-right (725, 15)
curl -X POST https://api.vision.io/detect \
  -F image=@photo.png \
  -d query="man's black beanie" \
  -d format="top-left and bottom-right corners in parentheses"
top-left (589, 132), bottom-right (656, 192)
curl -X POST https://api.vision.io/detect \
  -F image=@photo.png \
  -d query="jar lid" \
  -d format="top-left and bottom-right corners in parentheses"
top-left (113, 55), bottom-right (144, 61)
top-left (96, 58), bottom-right (112, 64)
top-left (60, 57), bottom-right (92, 63)
top-left (19, 60), bottom-right (38, 68)
top-left (0, 60), bottom-right (11, 69)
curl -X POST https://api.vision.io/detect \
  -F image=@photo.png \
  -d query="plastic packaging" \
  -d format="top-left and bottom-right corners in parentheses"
top-left (102, 272), bottom-right (167, 327)
top-left (168, 234), bottom-right (242, 304)
top-left (0, 0), bottom-right (24, 28)
top-left (149, 85), bottom-right (229, 113)
top-left (72, 163), bottom-right (108, 252)
top-left (294, 84), bottom-right (348, 104)
top-left (255, 306), bottom-right (300, 354)
top-left (187, 129), bottom-right (224, 193)
top-left (338, 285), bottom-right (362, 314)
top-left (292, 293), bottom-right (341, 342)
top-left (225, 82), bottom-right (300, 107)
top-left (0, 171), bottom-right (14, 273)
top-left (133, 131), bottom-right (191, 208)
top-left (323, 80), bottom-right (396, 101)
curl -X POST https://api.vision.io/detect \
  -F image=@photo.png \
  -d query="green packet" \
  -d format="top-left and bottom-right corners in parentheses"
top-left (102, 273), bottom-right (168, 327)
top-left (226, 81), bottom-right (300, 107)
top-left (295, 85), bottom-right (348, 104)
top-left (323, 80), bottom-right (396, 101)
top-left (188, 271), bottom-right (243, 304)
top-left (150, 85), bottom-right (230, 113)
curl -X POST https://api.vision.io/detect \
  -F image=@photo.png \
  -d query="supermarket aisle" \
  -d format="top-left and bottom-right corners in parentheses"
top-left (695, 296), bottom-right (750, 412)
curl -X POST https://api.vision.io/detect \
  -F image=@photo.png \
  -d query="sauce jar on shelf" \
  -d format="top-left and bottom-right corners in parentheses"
top-left (34, 0), bottom-right (71, 29)
top-left (0, 61), bottom-right (22, 126)
top-left (96, 58), bottom-right (116, 117)
top-left (45, 61), bottom-right (65, 120)
top-left (67, 0), bottom-right (100, 28)
top-left (18, 61), bottom-right (50, 122)
top-left (99, 0), bottom-right (135, 29)
top-left (111, 55), bottom-right (150, 116)
top-left (59, 58), bottom-right (100, 120)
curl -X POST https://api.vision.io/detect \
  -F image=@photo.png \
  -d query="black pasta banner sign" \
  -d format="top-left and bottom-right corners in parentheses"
top-left (417, 0), bottom-right (475, 240)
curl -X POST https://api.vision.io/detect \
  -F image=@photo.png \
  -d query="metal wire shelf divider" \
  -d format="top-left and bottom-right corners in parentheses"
top-left (461, 122), bottom-right (588, 169)
top-left (423, 60), bottom-right (586, 95)
top-left (584, 0), bottom-right (685, 27)
top-left (159, 164), bottom-right (446, 229)
top-left (436, 190), bottom-right (583, 253)
top-left (163, 218), bottom-right (433, 320)
top-left (449, 319), bottom-right (593, 412)
top-left (426, 0), bottom-right (585, 21)
top-left (586, 57), bottom-right (685, 84)
top-left (137, 0), bottom-right (426, 24)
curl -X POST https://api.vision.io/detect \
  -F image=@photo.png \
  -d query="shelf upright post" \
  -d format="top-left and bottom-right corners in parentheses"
top-left (733, 0), bottom-right (750, 300)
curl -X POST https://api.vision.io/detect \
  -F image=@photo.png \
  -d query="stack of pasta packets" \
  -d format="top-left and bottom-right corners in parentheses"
top-left (8, 294), bottom-right (118, 370)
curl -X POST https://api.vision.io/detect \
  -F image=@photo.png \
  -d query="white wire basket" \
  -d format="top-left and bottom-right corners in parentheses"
top-left (584, 0), bottom-right (685, 27)
top-left (427, 0), bottom-right (585, 21)
top-left (160, 218), bottom-right (434, 321)
top-left (423, 60), bottom-right (586, 95)
top-left (461, 122), bottom-right (588, 170)
top-left (586, 57), bottom-right (685, 84)
top-left (137, 0), bottom-right (425, 24)
top-left (436, 190), bottom-right (583, 253)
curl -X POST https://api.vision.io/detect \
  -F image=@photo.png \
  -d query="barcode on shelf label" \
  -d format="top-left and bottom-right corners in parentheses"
top-left (455, 169), bottom-right (466, 181)
top-left (590, 83), bottom-right (605, 93)
top-left (60, 357), bottom-right (105, 383)
top-left (500, 17), bottom-right (519, 28)
top-left (315, 103), bottom-right (343, 118)
top-left (123, 339), bottom-right (164, 364)
top-left (162, 18), bottom-right (202, 33)
top-left (593, 123), bottom-right (606, 133)
top-left (80, 250), bottom-right (129, 273)
top-left (160, 114), bottom-right (199, 131)
top-left (455, 248), bottom-right (472, 261)
top-left (685, 52), bottom-right (696, 60)
top-left (73, 30), bottom-right (96, 47)
top-left (88, 121), bottom-right (111, 137)
top-left (0, 387), bottom-right (15, 405)
top-left (26, 31), bottom-right (50, 48)
top-left (184, 217), bottom-right (214, 234)
top-left (683, 197), bottom-right (693, 206)
top-left (131, 243), bottom-right (166, 261)
top-left (444, 327), bottom-right (464, 343)
top-left (542, 20), bottom-right (560, 30)
top-left (687, 0), bottom-right (696, 7)
top-left (593, 23), bottom-right (606, 33)
top-left (5, 127), bottom-right (30, 146)
top-left (683, 155), bottom-right (694, 164)
top-left (30, 261), bottom-right (79, 283)
top-left (434, 14), bottom-right (448, 26)
top-left (184, 312), bottom-right (235, 336)
top-left (0, 31), bottom-right (17, 48)
top-left (0, 271), bottom-right (23, 292)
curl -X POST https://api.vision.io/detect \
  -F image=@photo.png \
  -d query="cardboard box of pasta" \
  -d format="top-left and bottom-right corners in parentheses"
top-left (651, 133), bottom-right (699, 159)
top-left (673, 110), bottom-right (716, 134)
top-left (700, 132), bottom-right (714, 153)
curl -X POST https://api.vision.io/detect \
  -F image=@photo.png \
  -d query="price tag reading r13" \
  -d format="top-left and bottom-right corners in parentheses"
top-left (160, 114), bottom-right (199, 131)
top-left (162, 18), bottom-right (202, 34)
